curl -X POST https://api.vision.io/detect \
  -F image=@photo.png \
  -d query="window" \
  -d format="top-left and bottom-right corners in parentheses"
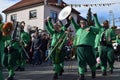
top-left (11, 14), bottom-right (17, 21)
top-left (58, 0), bottom-right (62, 4)
top-left (50, 11), bottom-right (57, 23)
top-left (29, 10), bottom-right (37, 19)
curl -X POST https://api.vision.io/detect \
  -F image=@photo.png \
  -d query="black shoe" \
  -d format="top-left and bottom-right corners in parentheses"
top-left (59, 69), bottom-right (64, 76)
top-left (20, 68), bottom-right (25, 71)
top-left (6, 76), bottom-right (15, 80)
top-left (78, 74), bottom-right (85, 80)
top-left (92, 72), bottom-right (96, 78)
top-left (15, 67), bottom-right (21, 71)
top-left (53, 68), bottom-right (55, 71)
top-left (85, 68), bottom-right (87, 72)
top-left (53, 73), bottom-right (58, 80)
top-left (110, 69), bottom-right (113, 74)
top-left (102, 70), bottom-right (107, 76)
top-left (38, 62), bottom-right (42, 65)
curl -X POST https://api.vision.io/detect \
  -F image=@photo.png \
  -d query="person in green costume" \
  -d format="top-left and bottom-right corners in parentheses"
top-left (112, 35), bottom-right (120, 61)
top-left (0, 14), bottom-right (4, 30)
top-left (45, 16), bottom-right (70, 80)
top-left (115, 35), bottom-right (120, 44)
top-left (68, 14), bottom-right (100, 80)
top-left (93, 14), bottom-right (116, 76)
top-left (16, 21), bottom-right (30, 71)
top-left (94, 34), bottom-right (101, 69)
top-left (0, 14), bottom-right (4, 80)
top-left (4, 39), bottom-right (20, 80)
top-left (1, 22), bottom-right (16, 80)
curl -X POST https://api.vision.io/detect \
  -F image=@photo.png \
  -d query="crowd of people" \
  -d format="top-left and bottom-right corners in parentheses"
top-left (0, 12), bottom-right (120, 80)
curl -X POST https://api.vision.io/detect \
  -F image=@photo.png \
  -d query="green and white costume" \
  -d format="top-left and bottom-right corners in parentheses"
top-left (17, 30), bottom-right (30, 70)
top-left (3, 39), bottom-right (20, 78)
top-left (45, 19), bottom-right (67, 75)
top-left (70, 16), bottom-right (100, 75)
top-left (94, 14), bottom-right (116, 73)
top-left (0, 22), bottom-right (4, 80)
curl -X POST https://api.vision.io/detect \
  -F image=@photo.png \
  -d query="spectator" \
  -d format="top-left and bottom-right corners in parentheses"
top-left (30, 31), bottom-right (42, 65)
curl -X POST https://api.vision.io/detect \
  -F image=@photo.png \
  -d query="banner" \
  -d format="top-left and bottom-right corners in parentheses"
top-left (48, 2), bottom-right (120, 7)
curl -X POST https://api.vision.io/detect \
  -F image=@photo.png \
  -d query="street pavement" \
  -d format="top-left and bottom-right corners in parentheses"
top-left (3, 60), bottom-right (120, 80)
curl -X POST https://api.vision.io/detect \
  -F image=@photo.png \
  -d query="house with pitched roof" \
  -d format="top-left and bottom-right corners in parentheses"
top-left (2, 0), bottom-right (80, 32)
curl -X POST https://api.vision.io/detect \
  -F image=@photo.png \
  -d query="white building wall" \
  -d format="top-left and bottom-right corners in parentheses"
top-left (6, 5), bottom-right (78, 34)
top-left (6, 5), bottom-right (44, 32)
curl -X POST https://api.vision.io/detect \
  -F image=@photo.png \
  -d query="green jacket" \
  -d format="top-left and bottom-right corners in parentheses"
top-left (71, 17), bottom-right (100, 47)
top-left (0, 22), bottom-right (11, 51)
top-left (115, 35), bottom-right (120, 44)
top-left (45, 19), bottom-right (67, 47)
top-left (104, 28), bottom-right (116, 45)
top-left (0, 34), bottom-right (11, 51)
top-left (94, 15), bottom-right (116, 47)
top-left (19, 31), bottom-right (30, 54)
top-left (20, 31), bottom-right (30, 46)
top-left (5, 40), bottom-right (20, 50)
top-left (4, 40), bottom-right (21, 67)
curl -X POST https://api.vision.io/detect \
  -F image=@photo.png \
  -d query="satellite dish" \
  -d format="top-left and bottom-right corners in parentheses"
top-left (58, 6), bottom-right (72, 20)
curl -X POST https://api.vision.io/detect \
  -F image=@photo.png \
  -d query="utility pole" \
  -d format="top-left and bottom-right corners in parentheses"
top-left (109, 10), bottom-right (115, 26)
top-left (44, 0), bottom-right (48, 5)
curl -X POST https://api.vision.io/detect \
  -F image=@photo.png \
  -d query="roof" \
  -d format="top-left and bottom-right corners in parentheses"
top-left (3, 0), bottom-right (80, 14)
top-left (3, 0), bottom-right (44, 13)
top-left (48, 3), bottom-right (80, 14)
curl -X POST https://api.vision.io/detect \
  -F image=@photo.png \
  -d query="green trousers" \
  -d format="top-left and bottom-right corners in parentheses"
top-left (17, 51), bottom-right (27, 68)
top-left (51, 47), bottom-right (65, 73)
top-left (53, 62), bottom-right (64, 73)
top-left (99, 45), bottom-right (114, 71)
top-left (7, 66), bottom-right (15, 77)
top-left (76, 45), bottom-right (96, 74)
top-left (94, 48), bottom-right (101, 68)
top-left (17, 59), bottom-right (26, 68)
top-left (0, 51), bottom-right (4, 80)
top-left (2, 50), bottom-right (20, 78)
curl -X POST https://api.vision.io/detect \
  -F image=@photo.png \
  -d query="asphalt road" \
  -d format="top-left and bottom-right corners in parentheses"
top-left (3, 60), bottom-right (120, 80)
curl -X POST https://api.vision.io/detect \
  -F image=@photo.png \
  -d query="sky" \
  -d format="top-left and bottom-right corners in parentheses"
top-left (0, 0), bottom-right (120, 26)
top-left (0, 0), bottom-right (20, 21)
top-left (64, 0), bottom-right (120, 27)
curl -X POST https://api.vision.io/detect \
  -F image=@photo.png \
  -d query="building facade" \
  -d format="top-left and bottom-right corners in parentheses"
top-left (3, 0), bottom-right (80, 32)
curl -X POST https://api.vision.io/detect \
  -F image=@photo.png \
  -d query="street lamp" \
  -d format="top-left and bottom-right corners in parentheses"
top-left (44, 0), bottom-right (48, 5)
top-left (109, 10), bottom-right (115, 26)
top-left (119, 17), bottom-right (120, 22)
